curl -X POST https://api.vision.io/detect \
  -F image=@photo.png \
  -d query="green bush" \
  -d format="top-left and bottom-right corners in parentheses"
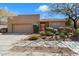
top-left (40, 31), bottom-right (46, 36)
top-left (45, 31), bottom-right (54, 36)
top-left (28, 34), bottom-right (40, 40)
top-left (33, 24), bottom-right (39, 33)
top-left (0, 28), bottom-right (8, 33)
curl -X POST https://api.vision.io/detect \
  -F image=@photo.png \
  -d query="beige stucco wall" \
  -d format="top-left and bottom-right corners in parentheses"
top-left (8, 14), bottom-right (40, 33)
top-left (49, 21), bottom-right (65, 28)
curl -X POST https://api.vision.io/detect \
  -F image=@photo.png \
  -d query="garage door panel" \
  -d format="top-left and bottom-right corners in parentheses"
top-left (13, 24), bottom-right (33, 33)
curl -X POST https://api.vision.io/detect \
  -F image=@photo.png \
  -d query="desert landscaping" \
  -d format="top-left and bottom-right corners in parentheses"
top-left (1, 26), bottom-right (79, 56)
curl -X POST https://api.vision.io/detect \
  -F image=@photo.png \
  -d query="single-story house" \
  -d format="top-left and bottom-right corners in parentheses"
top-left (8, 14), bottom-right (66, 34)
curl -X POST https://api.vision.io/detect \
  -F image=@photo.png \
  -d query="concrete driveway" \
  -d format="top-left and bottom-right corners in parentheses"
top-left (0, 33), bottom-right (29, 51)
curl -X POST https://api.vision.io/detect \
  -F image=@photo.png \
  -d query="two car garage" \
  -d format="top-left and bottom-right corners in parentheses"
top-left (12, 24), bottom-right (33, 33)
top-left (8, 14), bottom-right (40, 34)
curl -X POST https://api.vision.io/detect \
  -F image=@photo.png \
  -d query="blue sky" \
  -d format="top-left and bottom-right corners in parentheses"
top-left (0, 3), bottom-right (66, 19)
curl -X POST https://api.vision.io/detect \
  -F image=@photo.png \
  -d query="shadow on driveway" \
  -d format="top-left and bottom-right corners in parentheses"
top-left (0, 33), bottom-right (32, 35)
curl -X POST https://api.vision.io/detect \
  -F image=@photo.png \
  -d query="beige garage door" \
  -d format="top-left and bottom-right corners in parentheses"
top-left (13, 24), bottom-right (33, 33)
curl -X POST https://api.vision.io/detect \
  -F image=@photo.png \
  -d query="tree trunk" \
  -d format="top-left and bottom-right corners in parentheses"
top-left (73, 21), bottom-right (77, 29)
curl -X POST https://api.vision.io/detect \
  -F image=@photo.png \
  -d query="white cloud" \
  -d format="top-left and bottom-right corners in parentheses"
top-left (4, 6), bottom-right (8, 10)
top-left (37, 5), bottom-right (49, 12)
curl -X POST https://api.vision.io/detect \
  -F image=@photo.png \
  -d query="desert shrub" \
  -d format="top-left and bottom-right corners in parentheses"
top-left (73, 28), bottom-right (79, 37)
top-left (59, 32), bottom-right (65, 36)
top-left (59, 32), bottom-right (67, 38)
top-left (58, 27), bottom-right (73, 34)
top-left (40, 31), bottom-right (54, 36)
top-left (0, 28), bottom-right (8, 33)
top-left (28, 34), bottom-right (40, 40)
top-left (58, 27), bottom-right (65, 32)
top-left (75, 28), bottom-right (79, 34)
top-left (58, 27), bottom-right (74, 38)
top-left (53, 29), bottom-right (59, 34)
top-left (40, 31), bottom-right (46, 36)
top-left (46, 27), bottom-right (54, 32)
top-left (55, 32), bottom-right (59, 35)
top-left (45, 31), bottom-right (54, 36)
top-left (64, 27), bottom-right (73, 33)
top-left (67, 33), bottom-right (73, 38)
top-left (33, 24), bottom-right (39, 33)
top-left (70, 29), bottom-right (79, 41)
top-left (58, 27), bottom-right (64, 30)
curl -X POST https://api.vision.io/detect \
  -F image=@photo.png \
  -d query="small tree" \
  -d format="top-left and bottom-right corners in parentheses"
top-left (49, 3), bottom-right (79, 29)
top-left (0, 9), bottom-right (17, 25)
